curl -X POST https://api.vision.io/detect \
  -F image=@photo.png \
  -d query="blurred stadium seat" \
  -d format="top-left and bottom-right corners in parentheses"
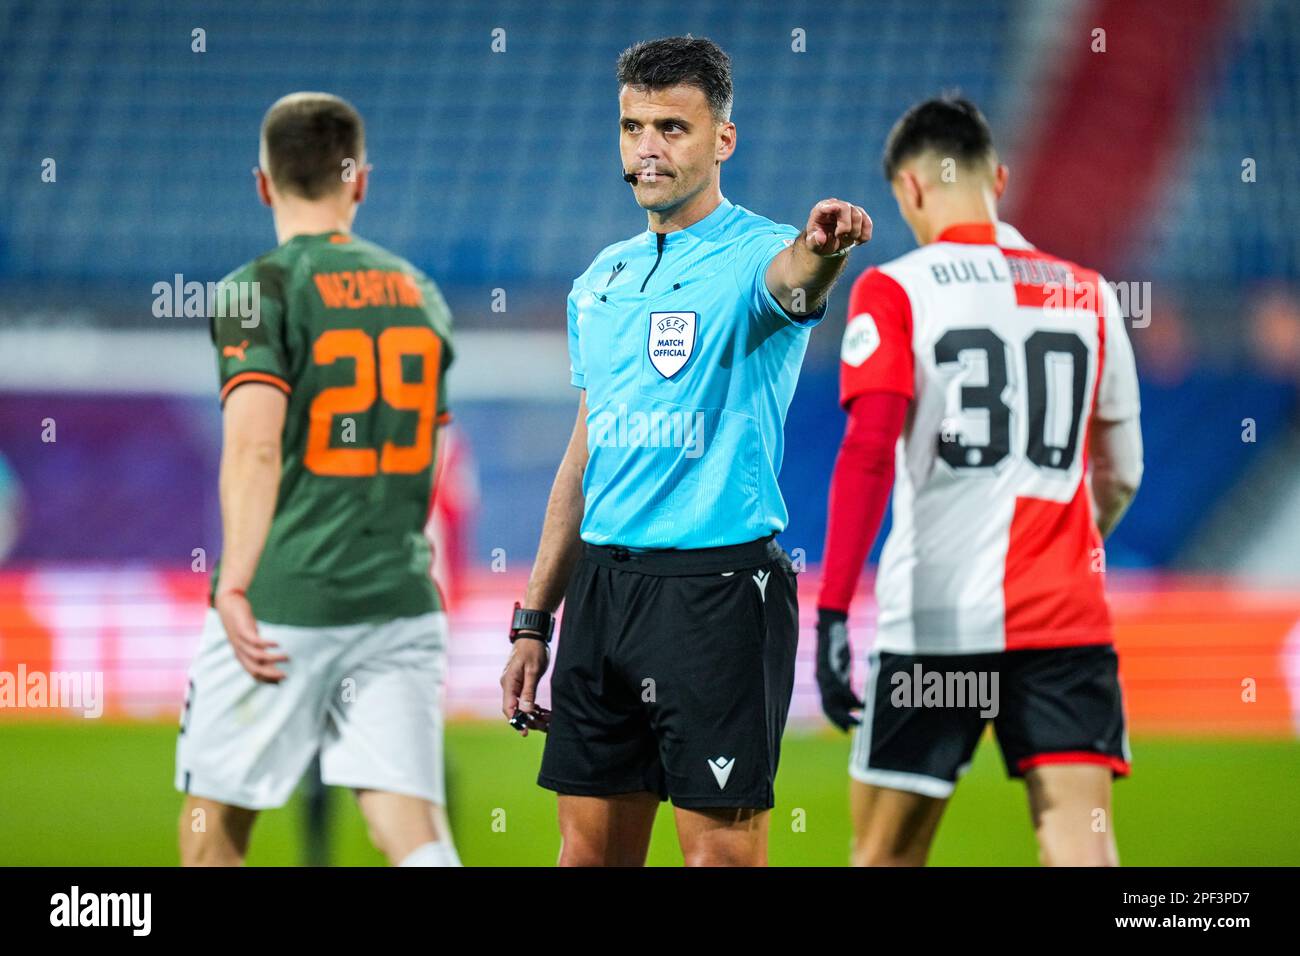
top-left (0, 0), bottom-right (1014, 285)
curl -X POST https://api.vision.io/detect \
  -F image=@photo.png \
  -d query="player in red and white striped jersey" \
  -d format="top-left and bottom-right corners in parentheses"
top-left (815, 98), bottom-right (1143, 866)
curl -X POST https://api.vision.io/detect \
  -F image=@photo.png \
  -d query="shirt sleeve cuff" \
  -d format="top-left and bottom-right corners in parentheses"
top-left (219, 371), bottom-right (291, 404)
top-left (774, 293), bottom-right (828, 327)
top-left (756, 242), bottom-right (828, 328)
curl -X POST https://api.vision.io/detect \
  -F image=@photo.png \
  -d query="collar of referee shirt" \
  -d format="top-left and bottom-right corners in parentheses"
top-left (935, 221), bottom-right (998, 244)
top-left (643, 196), bottom-right (736, 243)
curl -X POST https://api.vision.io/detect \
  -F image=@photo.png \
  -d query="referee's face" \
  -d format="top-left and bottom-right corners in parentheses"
top-left (619, 83), bottom-right (734, 215)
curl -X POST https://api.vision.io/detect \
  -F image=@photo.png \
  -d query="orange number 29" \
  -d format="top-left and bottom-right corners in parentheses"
top-left (304, 327), bottom-right (442, 477)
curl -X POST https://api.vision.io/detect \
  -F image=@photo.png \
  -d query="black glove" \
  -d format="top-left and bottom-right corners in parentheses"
top-left (815, 607), bottom-right (863, 731)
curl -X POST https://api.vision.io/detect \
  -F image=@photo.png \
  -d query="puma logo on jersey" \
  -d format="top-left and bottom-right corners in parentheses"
top-left (708, 756), bottom-right (735, 790)
top-left (752, 570), bottom-right (770, 601)
top-left (605, 261), bottom-right (626, 288)
top-left (222, 339), bottom-right (250, 361)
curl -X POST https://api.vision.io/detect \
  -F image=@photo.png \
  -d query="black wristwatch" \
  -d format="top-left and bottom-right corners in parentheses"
top-left (509, 602), bottom-right (555, 644)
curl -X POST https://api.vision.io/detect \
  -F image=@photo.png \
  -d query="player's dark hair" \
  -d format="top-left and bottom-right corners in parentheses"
top-left (616, 36), bottom-right (733, 122)
top-left (882, 96), bottom-right (995, 181)
top-left (260, 93), bottom-right (365, 200)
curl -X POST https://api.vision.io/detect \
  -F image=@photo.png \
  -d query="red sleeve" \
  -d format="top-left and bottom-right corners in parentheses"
top-left (817, 391), bottom-right (908, 614)
top-left (839, 268), bottom-right (914, 407)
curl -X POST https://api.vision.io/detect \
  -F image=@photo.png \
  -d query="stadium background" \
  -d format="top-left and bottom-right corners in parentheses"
top-left (1, 0), bottom-right (1298, 865)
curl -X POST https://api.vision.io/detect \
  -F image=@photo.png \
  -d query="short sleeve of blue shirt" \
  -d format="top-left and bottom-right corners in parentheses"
top-left (731, 225), bottom-right (828, 328)
top-left (566, 283), bottom-right (585, 388)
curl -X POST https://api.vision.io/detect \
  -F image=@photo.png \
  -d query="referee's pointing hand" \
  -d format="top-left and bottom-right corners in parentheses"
top-left (803, 198), bottom-right (872, 257)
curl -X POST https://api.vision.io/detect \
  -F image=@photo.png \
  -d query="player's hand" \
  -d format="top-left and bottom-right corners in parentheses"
top-left (215, 588), bottom-right (289, 684)
top-left (501, 634), bottom-right (550, 736)
top-left (803, 199), bottom-right (872, 257)
top-left (815, 607), bottom-right (862, 731)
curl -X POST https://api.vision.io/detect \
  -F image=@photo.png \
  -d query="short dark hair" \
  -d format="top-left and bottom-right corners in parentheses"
top-left (616, 35), bottom-right (733, 122)
top-left (882, 96), bottom-right (996, 181)
top-left (260, 92), bottom-right (365, 200)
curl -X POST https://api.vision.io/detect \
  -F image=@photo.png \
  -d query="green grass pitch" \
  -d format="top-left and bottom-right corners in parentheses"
top-left (1, 721), bottom-right (1296, 866)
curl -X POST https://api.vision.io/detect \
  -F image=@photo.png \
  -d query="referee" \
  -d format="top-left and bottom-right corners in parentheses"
top-left (500, 36), bottom-right (871, 866)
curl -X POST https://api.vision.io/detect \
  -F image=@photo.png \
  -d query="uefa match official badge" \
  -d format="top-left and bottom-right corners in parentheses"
top-left (647, 311), bottom-right (697, 378)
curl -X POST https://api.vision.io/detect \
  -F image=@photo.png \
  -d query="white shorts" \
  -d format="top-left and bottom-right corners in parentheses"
top-left (175, 608), bottom-right (448, 810)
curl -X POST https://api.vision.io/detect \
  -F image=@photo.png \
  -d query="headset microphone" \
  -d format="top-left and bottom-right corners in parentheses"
top-left (623, 167), bottom-right (670, 184)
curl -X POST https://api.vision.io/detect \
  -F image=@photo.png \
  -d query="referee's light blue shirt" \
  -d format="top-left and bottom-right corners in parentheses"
top-left (568, 197), bottom-right (825, 549)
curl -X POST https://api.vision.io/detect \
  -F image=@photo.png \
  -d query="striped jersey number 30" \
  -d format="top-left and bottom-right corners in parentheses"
top-left (934, 327), bottom-right (1088, 472)
top-left (304, 327), bottom-right (441, 477)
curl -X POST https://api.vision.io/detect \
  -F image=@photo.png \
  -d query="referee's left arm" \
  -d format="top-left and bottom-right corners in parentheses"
top-left (766, 198), bottom-right (872, 315)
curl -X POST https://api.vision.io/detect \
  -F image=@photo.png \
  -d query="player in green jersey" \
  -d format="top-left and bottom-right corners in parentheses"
top-left (175, 92), bottom-right (459, 867)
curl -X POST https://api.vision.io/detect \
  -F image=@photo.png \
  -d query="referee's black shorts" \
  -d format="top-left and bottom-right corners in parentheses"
top-left (538, 534), bottom-right (799, 810)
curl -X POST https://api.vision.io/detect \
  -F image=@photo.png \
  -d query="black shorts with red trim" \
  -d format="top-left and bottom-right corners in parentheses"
top-left (848, 644), bottom-right (1130, 798)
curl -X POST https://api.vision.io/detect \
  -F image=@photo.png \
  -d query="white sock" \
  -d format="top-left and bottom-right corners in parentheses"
top-left (398, 840), bottom-right (462, 867)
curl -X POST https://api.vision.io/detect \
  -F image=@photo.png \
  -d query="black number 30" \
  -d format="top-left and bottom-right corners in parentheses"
top-left (934, 328), bottom-right (1089, 472)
